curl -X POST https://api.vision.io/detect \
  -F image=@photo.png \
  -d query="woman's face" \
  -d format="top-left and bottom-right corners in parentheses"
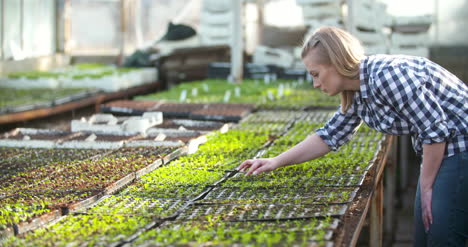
top-left (302, 50), bottom-right (346, 96)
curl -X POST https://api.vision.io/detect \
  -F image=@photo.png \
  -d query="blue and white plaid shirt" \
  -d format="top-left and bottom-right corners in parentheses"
top-left (316, 54), bottom-right (468, 157)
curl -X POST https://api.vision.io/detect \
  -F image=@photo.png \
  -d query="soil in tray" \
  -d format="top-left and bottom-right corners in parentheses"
top-left (3, 133), bottom-right (72, 141)
top-left (108, 146), bottom-right (177, 158)
top-left (1, 149), bottom-right (161, 199)
top-left (67, 134), bottom-right (139, 142)
top-left (154, 103), bottom-right (205, 114)
top-left (1, 188), bottom-right (102, 209)
top-left (0, 147), bottom-right (25, 158)
top-left (191, 104), bottom-right (254, 117)
top-left (207, 103), bottom-right (255, 109)
top-left (133, 218), bottom-right (338, 246)
top-left (0, 188), bottom-right (102, 228)
top-left (156, 119), bottom-right (224, 131)
top-left (103, 100), bottom-right (158, 111)
top-left (177, 203), bottom-right (347, 221)
top-left (0, 148), bottom-right (108, 182)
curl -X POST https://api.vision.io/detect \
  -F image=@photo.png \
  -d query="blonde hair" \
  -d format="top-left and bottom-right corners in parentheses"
top-left (301, 26), bottom-right (364, 113)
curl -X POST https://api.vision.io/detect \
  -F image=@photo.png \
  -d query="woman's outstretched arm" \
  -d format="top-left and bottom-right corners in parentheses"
top-left (237, 133), bottom-right (331, 176)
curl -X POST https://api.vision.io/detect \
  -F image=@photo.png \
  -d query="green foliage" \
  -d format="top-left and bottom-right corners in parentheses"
top-left (133, 217), bottom-right (336, 246)
top-left (0, 88), bottom-right (90, 109)
top-left (136, 79), bottom-right (340, 108)
top-left (3, 215), bottom-right (151, 247)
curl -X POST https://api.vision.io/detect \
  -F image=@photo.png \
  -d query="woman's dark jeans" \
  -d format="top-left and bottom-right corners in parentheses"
top-left (414, 151), bottom-right (468, 246)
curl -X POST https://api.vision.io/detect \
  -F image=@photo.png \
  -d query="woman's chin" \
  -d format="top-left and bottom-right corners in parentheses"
top-left (327, 91), bottom-right (338, 96)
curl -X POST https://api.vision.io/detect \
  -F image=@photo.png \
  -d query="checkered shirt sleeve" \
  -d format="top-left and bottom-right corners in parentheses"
top-left (315, 106), bottom-right (362, 151)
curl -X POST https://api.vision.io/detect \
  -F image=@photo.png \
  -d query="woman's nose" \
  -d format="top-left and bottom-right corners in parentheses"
top-left (313, 81), bottom-right (320, 89)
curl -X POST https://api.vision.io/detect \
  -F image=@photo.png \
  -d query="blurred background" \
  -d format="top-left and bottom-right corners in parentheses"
top-left (0, 0), bottom-right (467, 81)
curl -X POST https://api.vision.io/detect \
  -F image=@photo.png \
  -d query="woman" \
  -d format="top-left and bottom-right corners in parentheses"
top-left (237, 26), bottom-right (467, 246)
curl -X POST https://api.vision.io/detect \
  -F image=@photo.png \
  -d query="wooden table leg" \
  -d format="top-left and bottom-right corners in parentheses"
top-left (370, 178), bottom-right (384, 247)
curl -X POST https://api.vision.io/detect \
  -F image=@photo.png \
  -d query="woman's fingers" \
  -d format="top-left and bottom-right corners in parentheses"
top-left (238, 159), bottom-right (275, 176)
top-left (237, 159), bottom-right (253, 171)
top-left (245, 160), bottom-right (264, 176)
top-left (421, 189), bottom-right (433, 232)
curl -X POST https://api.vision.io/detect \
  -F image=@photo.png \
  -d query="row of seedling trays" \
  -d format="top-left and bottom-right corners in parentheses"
top-left (0, 117), bottom-right (228, 150)
top-left (101, 100), bottom-right (255, 122)
top-left (0, 88), bottom-right (101, 114)
top-left (2, 110), bottom-right (388, 246)
top-left (134, 78), bottom-right (341, 110)
top-left (0, 146), bottom-right (186, 238)
top-left (1, 66), bottom-right (157, 92)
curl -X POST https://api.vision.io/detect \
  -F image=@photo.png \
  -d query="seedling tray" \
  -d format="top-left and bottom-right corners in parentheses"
top-left (74, 195), bottom-right (190, 219)
top-left (189, 104), bottom-right (254, 122)
top-left (131, 218), bottom-right (338, 246)
top-left (0, 148), bottom-right (108, 181)
top-left (2, 132), bottom-right (72, 141)
top-left (177, 203), bottom-right (347, 221)
top-left (14, 209), bottom-right (62, 235)
top-left (0, 147), bottom-right (25, 158)
top-left (52, 89), bottom-right (99, 106)
top-left (161, 147), bottom-right (187, 165)
top-left (153, 103), bottom-right (206, 118)
top-left (8, 214), bottom-right (155, 246)
top-left (200, 186), bottom-right (358, 205)
top-left (240, 110), bottom-right (305, 123)
top-left (99, 100), bottom-right (159, 115)
top-left (120, 185), bottom-right (211, 201)
top-left (227, 172), bottom-right (366, 187)
top-left (4, 101), bottom-right (53, 114)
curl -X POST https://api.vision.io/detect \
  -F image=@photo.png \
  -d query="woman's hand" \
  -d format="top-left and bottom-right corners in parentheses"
top-left (421, 187), bottom-right (433, 232)
top-left (237, 158), bottom-right (281, 176)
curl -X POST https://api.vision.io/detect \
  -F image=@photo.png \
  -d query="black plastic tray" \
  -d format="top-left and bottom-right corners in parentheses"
top-left (200, 186), bottom-right (358, 205)
top-left (176, 203), bottom-right (348, 221)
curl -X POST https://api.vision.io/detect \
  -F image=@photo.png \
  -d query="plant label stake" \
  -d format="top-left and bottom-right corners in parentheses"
top-left (267, 90), bottom-right (275, 101)
top-left (179, 90), bottom-right (187, 102)
top-left (202, 83), bottom-right (209, 92)
top-left (191, 88), bottom-right (198, 97)
top-left (224, 90), bottom-right (231, 103)
top-left (264, 74), bottom-right (270, 84)
top-left (85, 134), bottom-right (97, 142)
top-left (235, 87), bottom-right (241, 97)
top-left (154, 133), bottom-right (167, 141)
top-left (278, 84), bottom-right (284, 98)
top-left (299, 78), bottom-right (304, 85)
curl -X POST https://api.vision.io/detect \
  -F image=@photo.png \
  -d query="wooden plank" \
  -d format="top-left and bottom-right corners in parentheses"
top-left (370, 178), bottom-right (384, 247)
top-left (384, 137), bottom-right (398, 243)
top-left (334, 135), bottom-right (393, 246)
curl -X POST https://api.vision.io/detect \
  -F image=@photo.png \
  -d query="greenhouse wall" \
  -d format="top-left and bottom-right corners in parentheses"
top-left (2, 0), bottom-right (56, 60)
